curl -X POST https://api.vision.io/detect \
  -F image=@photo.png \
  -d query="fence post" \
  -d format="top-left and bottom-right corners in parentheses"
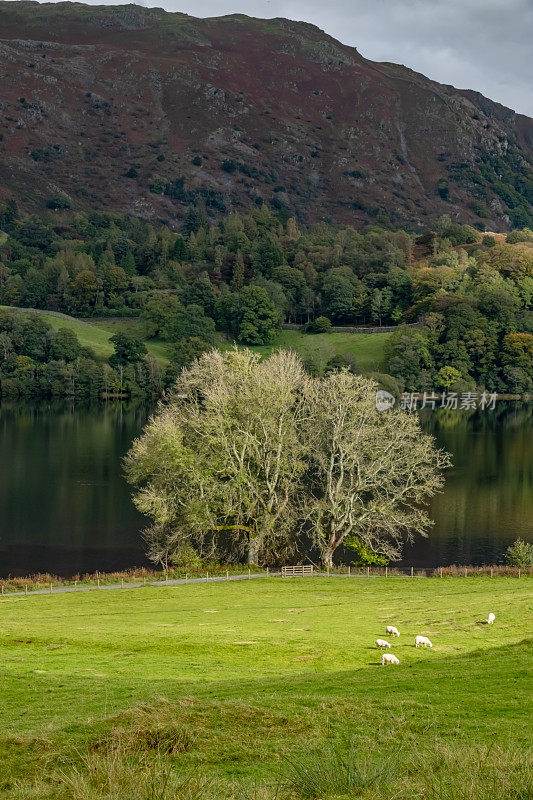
top-left (50, 582), bottom-right (52, 594)
top-left (226, 570), bottom-right (229, 581)
top-left (121, 578), bottom-right (124, 589)
top-left (490, 568), bottom-right (493, 578)
top-left (248, 568), bottom-right (251, 579)
top-left (97, 576), bottom-right (100, 589)
top-left (464, 567), bottom-right (467, 578)
top-left (348, 566), bottom-right (351, 577)
top-left (411, 567), bottom-right (414, 577)
top-left (206, 572), bottom-right (208, 583)
top-left (367, 566), bottom-right (370, 578)
top-left (25, 584), bottom-right (28, 595)
top-left (385, 567), bottom-right (388, 578)
top-left (143, 576), bottom-right (146, 586)
top-left (1, 584), bottom-right (3, 595)
top-left (518, 569), bottom-right (521, 579)
top-left (74, 579), bottom-right (78, 588)
top-left (440, 568), bottom-right (443, 578)
top-left (267, 567), bottom-right (269, 578)
top-left (185, 573), bottom-right (188, 584)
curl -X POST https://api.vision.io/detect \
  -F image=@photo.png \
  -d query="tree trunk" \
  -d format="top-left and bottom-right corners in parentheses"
top-left (323, 531), bottom-right (339, 568)
top-left (247, 535), bottom-right (260, 565)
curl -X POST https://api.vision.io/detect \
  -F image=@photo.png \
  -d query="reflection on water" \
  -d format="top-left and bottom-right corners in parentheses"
top-left (0, 401), bottom-right (150, 577)
top-left (403, 402), bottom-right (533, 566)
top-left (0, 400), bottom-right (531, 576)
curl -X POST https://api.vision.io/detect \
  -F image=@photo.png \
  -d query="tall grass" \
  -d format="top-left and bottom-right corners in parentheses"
top-left (282, 743), bottom-right (396, 797)
top-left (281, 740), bottom-right (533, 799)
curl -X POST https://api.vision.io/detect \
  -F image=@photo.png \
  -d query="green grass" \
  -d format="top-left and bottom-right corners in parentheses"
top-left (1, 307), bottom-right (389, 373)
top-left (222, 329), bottom-right (390, 371)
top-left (0, 577), bottom-right (530, 798)
top-left (0, 308), bottom-right (171, 365)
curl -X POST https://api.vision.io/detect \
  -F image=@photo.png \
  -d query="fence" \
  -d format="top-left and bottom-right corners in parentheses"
top-left (282, 323), bottom-right (422, 334)
top-left (281, 565), bottom-right (314, 577)
top-left (0, 563), bottom-right (530, 598)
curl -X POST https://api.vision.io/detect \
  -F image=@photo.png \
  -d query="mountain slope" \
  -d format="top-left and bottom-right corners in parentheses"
top-left (0, 1), bottom-right (532, 229)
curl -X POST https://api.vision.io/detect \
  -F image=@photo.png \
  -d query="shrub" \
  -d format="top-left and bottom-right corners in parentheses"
top-left (306, 316), bottom-right (331, 334)
top-left (170, 543), bottom-right (203, 571)
top-left (505, 538), bottom-right (533, 568)
top-left (482, 234), bottom-right (496, 247)
top-left (47, 194), bottom-right (71, 210)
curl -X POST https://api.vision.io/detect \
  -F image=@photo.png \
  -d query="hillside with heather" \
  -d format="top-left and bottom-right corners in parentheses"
top-left (0, 1), bottom-right (532, 230)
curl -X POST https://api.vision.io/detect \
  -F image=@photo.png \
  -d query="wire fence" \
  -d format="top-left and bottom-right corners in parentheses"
top-left (0, 563), bottom-right (530, 599)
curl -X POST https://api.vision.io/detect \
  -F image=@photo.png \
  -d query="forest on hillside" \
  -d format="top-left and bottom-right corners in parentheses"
top-left (0, 200), bottom-right (532, 399)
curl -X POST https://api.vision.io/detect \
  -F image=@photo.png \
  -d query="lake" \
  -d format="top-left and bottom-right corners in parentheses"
top-left (0, 400), bottom-right (532, 576)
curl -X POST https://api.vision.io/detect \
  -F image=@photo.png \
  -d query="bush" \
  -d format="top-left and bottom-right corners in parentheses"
top-left (482, 234), bottom-right (496, 247)
top-left (306, 316), bottom-right (332, 334)
top-left (170, 543), bottom-right (203, 570)
top-left (47, 194), bottom-right (71, 210)
top-left (505, 538), bottom-right (533, 568)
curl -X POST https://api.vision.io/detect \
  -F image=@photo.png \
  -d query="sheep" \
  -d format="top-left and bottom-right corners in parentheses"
top-left (382, 653), bottom-right (399, 665)
top-left (415, 635), bottom-right (433, 648)
top-left (376, 639), bottom-right (391, 649)
top-left (386, 625), bottom-right (400, 637)
top-left (487, 612), bottom-right (495, 624)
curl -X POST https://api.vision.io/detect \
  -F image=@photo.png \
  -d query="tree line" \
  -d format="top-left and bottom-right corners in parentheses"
top-left (1, 199), bottom-right (532, 395)
top-left (0, 311), bottom-right (163, 400)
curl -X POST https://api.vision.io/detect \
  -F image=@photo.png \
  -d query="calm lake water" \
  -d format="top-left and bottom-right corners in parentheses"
top-left (0, 401), bottom-right (532, 576)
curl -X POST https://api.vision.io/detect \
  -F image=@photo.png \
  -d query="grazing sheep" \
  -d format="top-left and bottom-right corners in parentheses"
top-left (415, 635), bottom-right (433, 648)
top-left (382, 653), bottom-right (399, 665)
top-left (487, 613), bottom-right (495, 624)
top-left (386, 625), bottom-right (400, 637)
top-left (376, 639), bottom-right (391, 649)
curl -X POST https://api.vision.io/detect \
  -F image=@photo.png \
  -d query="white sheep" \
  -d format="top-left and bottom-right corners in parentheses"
top-left (487, 612), bottom-right (495, 624)
top-left (386, 625), bottom-right (400, 637)
top-left (376, 639), bottom-right (391, 649)
top-left (382, 653), bottom-right (399, 665)
top-left (415, 635), bottom-right (433, 648)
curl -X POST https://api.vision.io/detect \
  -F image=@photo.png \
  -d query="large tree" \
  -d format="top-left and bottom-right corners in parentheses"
top-left (304, 370), bottom-right (450, 566)
top-left (125, 350), bottom-right (449, 568)
top-left (125, 349), bottom-right (308, 566)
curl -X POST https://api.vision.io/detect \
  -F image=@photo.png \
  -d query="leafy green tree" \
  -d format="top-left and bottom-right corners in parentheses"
top-left (386, 327), bottom-right (435, 391)
top-left (234, 285), bottom-right (279, 345)
top-left (370, 287), bottom-right (393, 326)
top-left (164, 337), bottom-right (213, 385)
top-left (321, 267), bottom-right (364, 323)
top-left (252, 237), bottom-right (285, 277)
top-left (125, 353), bottom-right (449, 568)
top-left (125, 349), bottom-right (309, 566)
top-left (181, 274), bottom-right (216, 315)
top-left (109, 333), bottom-right (147, 367)
top-left (436, 365), bottom-right (463, 389)
top-left (303, 370), bottom-right (450, 566)
top-left (501, 333), bottom-right (533, 376)
top-left (505, 538), bottom-right (533, 568)
top-left (49, 328), bottom-right (82, 362)
top-left (307, 316), bottom-right (332, 334)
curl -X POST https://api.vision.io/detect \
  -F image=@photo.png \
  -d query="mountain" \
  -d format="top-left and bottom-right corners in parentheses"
top-left (0, 1), bottom-right (532, 230)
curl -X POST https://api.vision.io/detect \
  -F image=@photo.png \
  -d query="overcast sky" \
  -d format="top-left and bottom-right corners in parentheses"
top-left (14, 0), bottom-right (533, 116)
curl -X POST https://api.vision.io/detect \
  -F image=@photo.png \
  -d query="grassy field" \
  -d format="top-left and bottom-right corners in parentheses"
top-left (1, 307), bottom-right (389, 373)
top-left (0, 577), bottom-right (530, 798)
top-left (0, 308), bottom-right (171, 365)
top-left (222, 329), bottom-right (390, 372)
